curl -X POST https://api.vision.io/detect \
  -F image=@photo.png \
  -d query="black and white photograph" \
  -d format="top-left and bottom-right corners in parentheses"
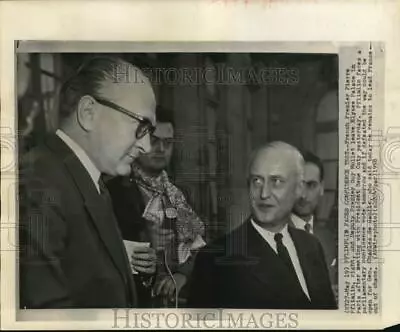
top-left (17, 51), bottom-right (339, 310)
top-left (1, 0), bottom-right (398, 329)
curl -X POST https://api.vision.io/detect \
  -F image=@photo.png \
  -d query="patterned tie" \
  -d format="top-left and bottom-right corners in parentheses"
top-left (304, 222), bottom-right (311, 233)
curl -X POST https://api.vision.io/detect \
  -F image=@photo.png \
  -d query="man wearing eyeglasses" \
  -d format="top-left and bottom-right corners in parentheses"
top-left (19, 56), bottom-right (157, 308)
top-left (107, 106), bottom-right (206, 307)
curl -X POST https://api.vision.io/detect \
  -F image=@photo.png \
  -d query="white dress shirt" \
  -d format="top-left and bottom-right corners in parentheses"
top-left (56, 129), bottom-right (101, 193)
top-left (251, 219), bottom-right (310, 299)
top-left (291, 213), bottom-right (314, 234)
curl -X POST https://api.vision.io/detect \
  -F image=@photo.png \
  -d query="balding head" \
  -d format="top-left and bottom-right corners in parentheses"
top-left (248, 141), bottom-right (305, 232)
top-left (248, 141), bottom-right (305, 183)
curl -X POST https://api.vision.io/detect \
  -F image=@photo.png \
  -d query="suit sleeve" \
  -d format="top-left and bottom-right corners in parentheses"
top-left (175, 250), bottom-right (196, 277)
top-left (19, 175), bottom-right (74, 308)
top-left (186, 248), bottom-right (217, 308)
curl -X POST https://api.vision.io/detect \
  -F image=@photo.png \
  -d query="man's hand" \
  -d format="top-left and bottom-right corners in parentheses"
top-left (155, 273), bottom-right (187, 301)
top-left (150, 225), bottom-right (175, 251)
top-left (130, 246), bottom-right (157, 274)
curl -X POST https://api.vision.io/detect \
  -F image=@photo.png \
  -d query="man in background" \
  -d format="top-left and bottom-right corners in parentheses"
top-left (291, 150), bottom-right (338, 292)
top-left (108, 106), bottom-right (205, 307)
top-left (188, 141), bottom-right (336, 309)
top-left (19, 56), bottom-right (157, 308)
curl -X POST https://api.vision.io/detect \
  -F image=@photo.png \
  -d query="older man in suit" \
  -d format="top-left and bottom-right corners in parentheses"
top-left (188, 141), bottom-right (336, 309)
top-left (19, 56), bottom-right (157, 308)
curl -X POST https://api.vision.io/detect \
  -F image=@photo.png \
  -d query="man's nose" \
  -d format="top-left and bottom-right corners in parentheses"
top-left (135, 134), bottom-right (151, 154)
top-left (156, 140), bottom-right (165, 152)
top-left (260, 183), bottom-right (271, 199)
top-left (300, 187), bottom-right (307, 200)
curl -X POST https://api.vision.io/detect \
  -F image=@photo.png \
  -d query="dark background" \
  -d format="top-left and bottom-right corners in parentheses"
top-left (17, 52), bottom-right (338, 243)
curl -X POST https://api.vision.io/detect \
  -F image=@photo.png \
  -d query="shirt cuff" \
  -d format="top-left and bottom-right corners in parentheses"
top-left (177, 234), bottom-right (206, 264)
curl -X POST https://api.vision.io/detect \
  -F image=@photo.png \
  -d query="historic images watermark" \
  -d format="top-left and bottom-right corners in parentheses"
top-left (112, 309), bottom-right (299, 329)
top-left (112, 63), bottom-right (300, 86)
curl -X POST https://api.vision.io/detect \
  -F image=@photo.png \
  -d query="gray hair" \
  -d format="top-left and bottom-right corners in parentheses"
top-left (247, 141), bottom-right (305, 182)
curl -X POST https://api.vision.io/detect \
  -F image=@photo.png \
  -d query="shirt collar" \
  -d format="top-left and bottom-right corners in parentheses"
top-left (291, 213), bottom-right (314, 231)
top-left (251, 218), bottom-right (290, 251)
top-left (56, 129), bottom-right (101, 193)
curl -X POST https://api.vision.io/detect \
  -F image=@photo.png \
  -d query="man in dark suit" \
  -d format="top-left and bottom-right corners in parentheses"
top-left (291, 151), bottom-right (338, 297)
top-left (19, 56), bottom-right (157, 308)
top-left (188, 141), bottom-right (336, 309)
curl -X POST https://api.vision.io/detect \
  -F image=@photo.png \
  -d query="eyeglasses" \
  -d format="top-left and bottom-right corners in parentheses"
top-left (93, 96), bottom-right (155, 139)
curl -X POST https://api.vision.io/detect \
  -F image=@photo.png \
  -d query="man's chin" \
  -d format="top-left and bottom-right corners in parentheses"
top-left (145, 163), bottom-right (167, 174)
top-left (293, 208), bottom-right (312, 218)
top-left (253, 214), bottom-right (275, 225)
top-left (150, 160), bottom-right (168, 169)
top-left (114, 164), bottom-right (131, 177)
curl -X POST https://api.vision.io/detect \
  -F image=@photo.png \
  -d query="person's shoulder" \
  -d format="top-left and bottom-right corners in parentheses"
top-left (197, 234), bottom-right (226, 256)
top-left (198, 221), bottom-right (249, 256)
top-left (314, 222), bottom-right (336, 239)
top-left (107, 174), bottom-right (132, 190)
top-left (289, 225), bottom-right (322, 248)
top-left (106, 174), bottom-right (141, 200)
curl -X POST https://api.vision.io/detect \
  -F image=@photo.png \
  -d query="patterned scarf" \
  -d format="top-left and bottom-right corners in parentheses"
top-left (131, 163), bottom-right (205, 244)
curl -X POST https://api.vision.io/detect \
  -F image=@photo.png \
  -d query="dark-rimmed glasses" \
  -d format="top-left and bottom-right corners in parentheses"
top-left (93, 96), bottom-right (155, 139)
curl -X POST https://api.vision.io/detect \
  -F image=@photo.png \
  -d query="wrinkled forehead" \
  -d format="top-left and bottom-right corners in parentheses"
top-left (250, 148), bottom-right (299, 178)
top-left (153, 122), bottom-right (174, 139)
top-left (99, 71), bottom-right (156, 124)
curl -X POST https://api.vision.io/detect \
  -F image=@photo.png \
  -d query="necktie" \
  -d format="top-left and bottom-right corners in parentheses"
top-left (98, 175), bottom-right (131, 282)
top-left (98, 175), bottom-right (126, 240)
top-left (304, 222), bottom-right (311, 233)
top-left (98, 175), bottom-right (110, 199)
top-left (274, 233), bottom-right (299, 281)
top-left (274, 232), bottom-right (310, 303)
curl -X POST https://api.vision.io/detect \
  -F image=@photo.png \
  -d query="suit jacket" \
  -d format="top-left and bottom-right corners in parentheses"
top-left (187, 219), bottom-right (336, 309)
top-left (19, 135), bottom-right (137, 308)
top-left (107, 176), bottom-right (149, 243)
top-left (289, 216), bottom-right (338, 286)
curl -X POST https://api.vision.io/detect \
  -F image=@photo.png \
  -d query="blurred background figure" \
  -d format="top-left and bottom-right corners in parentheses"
top-left (291, 151), bottom-right (338, 298)
top-left (108, 106), bottom-right (206, 307)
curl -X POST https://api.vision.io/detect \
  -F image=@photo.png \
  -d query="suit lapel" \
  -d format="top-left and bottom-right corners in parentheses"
top-left (243, 221), bottom-right (309, 301)
top-left (245, 221), bottom-right (287, 283)
top-left (45, 135), bottom-right (136, 303)
top-left (288, 226), bottom-right (319, 303)
top-left (124, 176), bottom-right (146, 219)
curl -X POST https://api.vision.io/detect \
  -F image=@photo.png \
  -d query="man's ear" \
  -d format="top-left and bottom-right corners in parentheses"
top-left (76, 95), bottom-right (97, 132)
